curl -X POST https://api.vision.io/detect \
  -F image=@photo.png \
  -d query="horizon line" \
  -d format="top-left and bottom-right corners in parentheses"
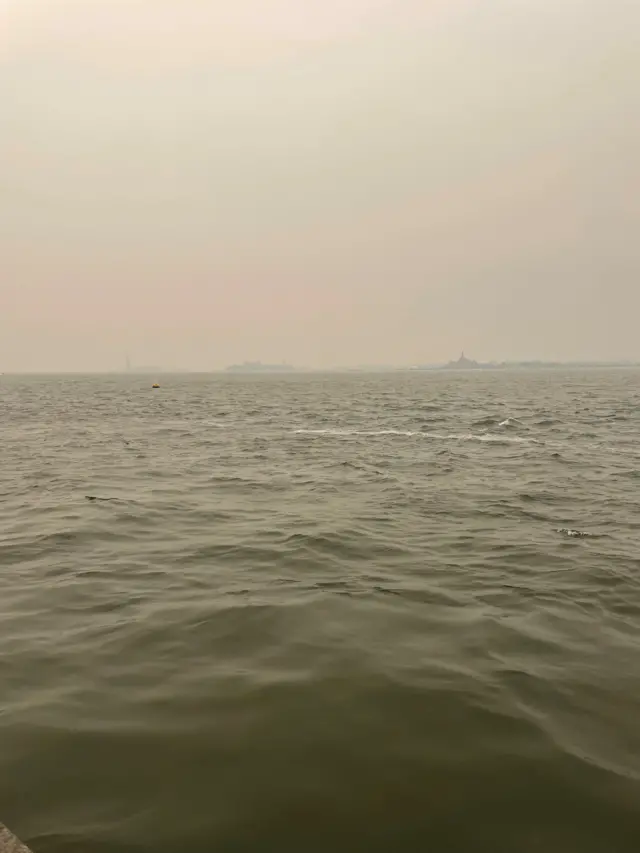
top-left (3, 359), bottom-right (640, 376)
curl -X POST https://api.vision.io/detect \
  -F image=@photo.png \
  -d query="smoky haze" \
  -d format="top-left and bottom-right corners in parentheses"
top-left (1, 0), bottom-right (639, 372)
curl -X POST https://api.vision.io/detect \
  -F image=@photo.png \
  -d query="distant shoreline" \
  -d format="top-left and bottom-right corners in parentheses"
top-left (2, 363), bottom-right (639, 376)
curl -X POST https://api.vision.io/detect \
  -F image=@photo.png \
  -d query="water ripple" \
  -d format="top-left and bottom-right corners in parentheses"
top-left (1, 370), bottom-right (640, 852)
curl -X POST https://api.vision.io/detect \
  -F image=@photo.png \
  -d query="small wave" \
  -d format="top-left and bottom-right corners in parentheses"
top-left (498, 417), bottom-right (525, 429)
top-left (457, 433), bottom-right (533, 444)
top-left (338, 460), bottom-right (385, 475)
top-left (472, 416), bottom-right (499, 427)
top-left (294, 428), bottom-right (415, 438)
top-left (520, 491), bottom-right (560, 504)
top-left (293, 429), bottom-right (535, 445)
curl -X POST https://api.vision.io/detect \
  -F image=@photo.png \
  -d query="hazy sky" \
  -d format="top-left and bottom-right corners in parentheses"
top-left (2, 0), bottom-right (639, 371)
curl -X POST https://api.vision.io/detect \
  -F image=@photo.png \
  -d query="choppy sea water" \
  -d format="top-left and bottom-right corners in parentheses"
top-left (1, 370), bottom-right (640, 853)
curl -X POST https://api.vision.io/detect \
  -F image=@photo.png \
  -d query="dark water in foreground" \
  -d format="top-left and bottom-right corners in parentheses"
top-left (1, 371), bottom-right (640, 853)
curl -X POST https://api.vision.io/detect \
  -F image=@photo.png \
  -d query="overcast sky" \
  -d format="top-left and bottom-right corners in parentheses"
top-left (2, 0), bottom-right (639, 371)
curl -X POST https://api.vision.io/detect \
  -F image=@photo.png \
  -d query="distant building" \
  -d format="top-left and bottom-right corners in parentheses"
top-left (439, 352), bottom-right (503, 370)
top-left (442, 352), bottom-right (481, 370)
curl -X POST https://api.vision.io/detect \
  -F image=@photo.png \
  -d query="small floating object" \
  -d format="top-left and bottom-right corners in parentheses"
top-left (152, 383), bottom-right (160, 389)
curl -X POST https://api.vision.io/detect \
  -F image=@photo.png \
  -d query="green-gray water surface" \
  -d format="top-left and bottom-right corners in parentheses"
top-left (1, 371), bottom-right (640, 852)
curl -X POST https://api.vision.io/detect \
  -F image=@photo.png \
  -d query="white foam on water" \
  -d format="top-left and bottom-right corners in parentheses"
top-left (293, 428), bottom-right (535, 445)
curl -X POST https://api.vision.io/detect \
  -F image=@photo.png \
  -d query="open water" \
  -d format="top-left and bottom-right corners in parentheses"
top-left (1, 370), bottom-right (640, 853)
